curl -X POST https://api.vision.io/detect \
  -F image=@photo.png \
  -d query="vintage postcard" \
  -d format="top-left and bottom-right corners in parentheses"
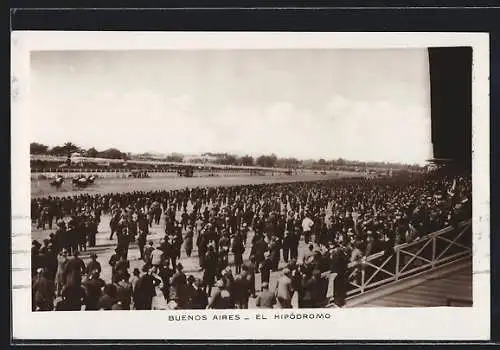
top-left (11, 31), bottom-right (490, 340)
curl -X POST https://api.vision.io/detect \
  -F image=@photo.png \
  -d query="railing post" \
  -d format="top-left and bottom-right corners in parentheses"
top-left (360, 266), bottom-right (365, 293)
top-left (432, 236), bottom-right (436, 268)
top-left (395, 249), bottom-right (400, 281)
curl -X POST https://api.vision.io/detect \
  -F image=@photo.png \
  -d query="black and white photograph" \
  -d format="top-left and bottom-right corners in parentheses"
top-left (11, 32), bottom-right (490, 340)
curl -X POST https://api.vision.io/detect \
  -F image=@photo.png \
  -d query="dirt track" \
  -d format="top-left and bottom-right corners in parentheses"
top-left (31, 172), bottom-right (358, 198)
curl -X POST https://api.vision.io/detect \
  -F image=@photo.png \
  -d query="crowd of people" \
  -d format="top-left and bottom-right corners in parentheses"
top-left (31, 173), bottom-right (472, 311)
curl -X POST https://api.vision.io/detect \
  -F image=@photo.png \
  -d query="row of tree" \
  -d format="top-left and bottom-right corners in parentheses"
top-left (196, 153), bottom-right (300, 168)
top-left (30, 142), bottom-right (422, 170)
top-left (30, 142), bottom-right (130, 160)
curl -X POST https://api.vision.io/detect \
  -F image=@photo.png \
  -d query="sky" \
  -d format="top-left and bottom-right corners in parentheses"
top-left (29, 49), bottom-right (432, 164)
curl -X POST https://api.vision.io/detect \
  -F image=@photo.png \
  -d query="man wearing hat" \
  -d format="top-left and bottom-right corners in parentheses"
top-left (109, 248), bottom-right (121, 282)
top-left (282, 230), bottom-right (293, 264)
top-left (241, 222), bottom-right (249, 242)
top-left (289, 228), bottom-right (300, 261)
top-left (184, 275), bottom-right (196, 305)
top-left (133, 266), bottom-right (161, 310)
top-left (85, 253), bottom-right (101, 276)
top-left (143, 241), bottom-right (155, 266)
top-left (113, 254), bottom-right (130, 284)
top-left (115, 270), bottom-right (133, 310)
top-left (231, 231), bottom-right (245, 274)
top-left (260, 251), bottom-right (273, 287)
top-left (162, 234), bottom-right (177, 270)
top-left (188, 278), bottom-right (208, 309)
top-left (64, 250), bottom-right (85, 288)
top-left (174, 223), bottom-right (183, 261)
top-left (82, 269), bottom-right (105, 311)
top-left (33, 268), bottom-right (55, 311)
top-left (53, 220), bottom-right (66, 254)
top-left (87, 217), bottom-right (98, 248)
top-left (31, 240), bottom-right (42, 278)
top-left (117, 225), bottom-right (132, 260)
top-left (170, 262), bottom-right (187, 307)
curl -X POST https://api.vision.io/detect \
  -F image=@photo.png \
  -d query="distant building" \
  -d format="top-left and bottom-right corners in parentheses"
top-left (183, 154), bottom-right (219, 164)
top-left (70, 152), bottom-right (84, 165)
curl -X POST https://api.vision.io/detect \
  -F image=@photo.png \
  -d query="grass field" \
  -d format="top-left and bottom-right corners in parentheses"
top-left (31, 171), bottom-right (358, 198)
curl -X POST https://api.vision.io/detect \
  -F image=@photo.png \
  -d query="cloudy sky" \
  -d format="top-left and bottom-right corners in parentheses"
top-left (29, 49), bottom-right (432, 164)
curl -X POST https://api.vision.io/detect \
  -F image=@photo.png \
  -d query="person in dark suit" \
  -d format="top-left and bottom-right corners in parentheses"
top-left (158, 260), bottom-right (173, 301)
top-left (331, 247), bottom-right (348, 307)
top-left (87, 218), bottom-right (98, 248)
top-left (58, 283), bottom-right (86, 311)
top-left (113, 255), bottom-right (130, 284)
top-left (253, 237), bottom-right (268, 272)
top-left (298, 268), bottom-right (315, 308)
top-left (98, 284), bottom-right (118, 310)
top-left (137, 228), bottom-right (148, 261)
top-left (117, 225), bottom-right (131, 260)
top-left (231, 232), bottom-right (245, 274)
top-left (243, 256), bottom-right (257, 298)
top-left (188, 278), bottom-right (209, 309)
top-left (203, 245), bottom-right (217, 296)
top-left (82, 269), bottom-right (105, 311)
top-left (163, 234), bottom-right (178, 270)
top-left (133, 266), bottom-right (161, 310)
top-left (269, 237), bottom-right (281, 270)
top-left (170, 263), bottom-right (187, 307)
top-left (85, 253), bottom-right (101, 276)
top-left (290, 229), bottom-right (300, 261)
top-left (260, 252), bottom-right (273, 287)
top-left (33, 268), bottom-right (56, 311)
top-left (115, 272), bottom-right (133, 310)
top-left (282, 230), bottom-right (293, 263)
top-left (108, 248), bottom-right (121, 283)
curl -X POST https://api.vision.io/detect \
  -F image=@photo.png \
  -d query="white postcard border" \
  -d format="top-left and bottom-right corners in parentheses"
top-left (11, 31), bottom-right (490, 341)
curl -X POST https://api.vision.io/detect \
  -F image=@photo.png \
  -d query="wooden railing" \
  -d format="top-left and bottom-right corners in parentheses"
top-left (345, 220), bottom-right (472, 298)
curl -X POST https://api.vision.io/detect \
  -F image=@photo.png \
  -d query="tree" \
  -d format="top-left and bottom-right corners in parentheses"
top-left (218, 154), bottom-right (237, 165)
top-left (97, 148), bottom-right (124, 159)
top-left (49, 146), bottom-right (66, 156)
top-left (30, 142), bottom-right (49, 155)
top-left (277, 157), bottom-right (301, 168)
top-left (239, 155), bottom-right (254, 166)
top-left (60, 142), bottom-right (81, 156)
top-left (165, 154), bottom-right (184, 163)
top-left (256, 154), bottom-right (278, 168)
top-left (336, 158), bottom-right (346, 166)
top-left (86, 147), bottom-right (99, 158)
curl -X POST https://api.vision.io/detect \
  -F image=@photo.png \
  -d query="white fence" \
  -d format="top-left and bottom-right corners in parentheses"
top-left (30, 169), bottom-right (281, 180)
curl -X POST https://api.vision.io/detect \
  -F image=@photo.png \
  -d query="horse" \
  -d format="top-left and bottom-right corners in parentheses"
top-left (49, 175), bottom-right (64, 188)
top-left (72, 175), bottom-right (94, 188)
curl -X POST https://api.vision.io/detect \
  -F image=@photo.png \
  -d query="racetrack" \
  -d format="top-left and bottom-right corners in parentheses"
top-left (31, 171), bottom-right (359, 198)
